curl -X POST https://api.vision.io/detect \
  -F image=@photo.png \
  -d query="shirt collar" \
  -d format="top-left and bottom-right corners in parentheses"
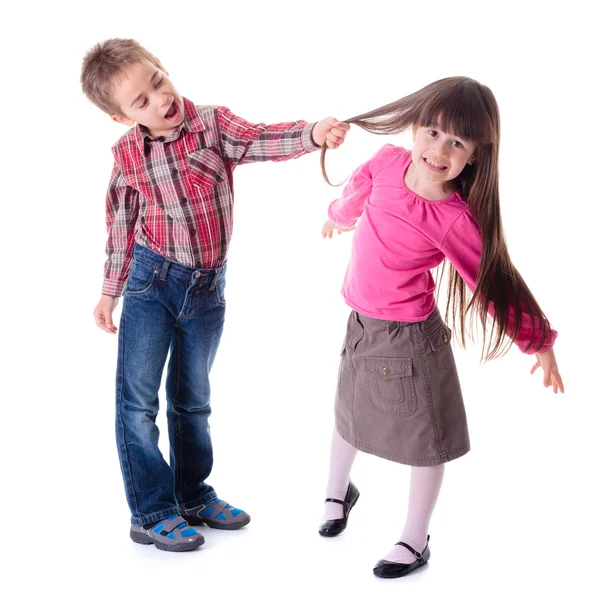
top-left (134, 97), bottom-right (205, 155)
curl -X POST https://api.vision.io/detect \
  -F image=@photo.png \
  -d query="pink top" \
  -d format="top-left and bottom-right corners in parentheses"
top-left (328, 144), bottom-right (557, 354)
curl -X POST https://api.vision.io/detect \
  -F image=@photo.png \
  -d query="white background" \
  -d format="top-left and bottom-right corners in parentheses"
top-left (2, 1), bottom-right (598, 598)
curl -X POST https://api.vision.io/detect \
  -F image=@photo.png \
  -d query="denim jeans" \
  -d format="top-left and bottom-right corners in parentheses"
top-left (115, 244), bottom-right (226, 525)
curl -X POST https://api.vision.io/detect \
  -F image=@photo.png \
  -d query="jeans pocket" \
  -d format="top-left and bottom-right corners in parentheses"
top-left (426, 324), bottom-right (453, 372)
top-left (124, 259), bottom-right (159, 296)
top-left (215, 277), bottom-right (226, 306)
top-left (363, 357), bottom-right (417, 416)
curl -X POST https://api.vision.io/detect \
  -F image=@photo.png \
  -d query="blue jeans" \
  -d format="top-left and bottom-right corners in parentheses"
top-left (115, 244), bottom-right (226, 525)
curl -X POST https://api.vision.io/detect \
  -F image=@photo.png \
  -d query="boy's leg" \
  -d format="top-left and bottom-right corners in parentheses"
top-left (166, 266), bottom-right (250, 529)
top-left (115, 259), bottom-right (180, 526)
top-left (166, 268), bottom-right (226, 510)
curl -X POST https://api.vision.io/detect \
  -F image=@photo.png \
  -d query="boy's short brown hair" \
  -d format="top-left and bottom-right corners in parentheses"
top-left (81, 38), bottom-right (162, 116)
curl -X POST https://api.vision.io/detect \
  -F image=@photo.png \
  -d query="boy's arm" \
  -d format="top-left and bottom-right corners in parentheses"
top-left (217, 106), bottom-right (321, 166)
top-left (102, 162), bottom-right (140, 297)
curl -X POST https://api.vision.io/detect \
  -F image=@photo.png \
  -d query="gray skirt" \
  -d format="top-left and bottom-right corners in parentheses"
top-left (335, 307), bottom-right (470, 466)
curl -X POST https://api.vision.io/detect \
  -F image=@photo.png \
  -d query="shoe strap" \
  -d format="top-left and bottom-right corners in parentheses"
top-left (394, 535), bottom-right (430, 559)
top-left (159, 515), bottom-right (187, 533)
top-left (324, 497), bottom-right (348, 507)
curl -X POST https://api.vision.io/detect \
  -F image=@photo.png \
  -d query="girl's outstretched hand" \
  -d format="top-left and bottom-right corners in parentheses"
top-left (530, 347), bottom-right (564, 393)
top-left (322, 218), bottom-right (356, 238)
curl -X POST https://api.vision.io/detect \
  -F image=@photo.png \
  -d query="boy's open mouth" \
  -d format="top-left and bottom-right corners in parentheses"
top-left (165, 101), bottom-right (179, 121)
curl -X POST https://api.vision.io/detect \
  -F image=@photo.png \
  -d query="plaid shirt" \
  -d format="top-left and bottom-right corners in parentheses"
top-left (102, 97), bottom-right (319, 296)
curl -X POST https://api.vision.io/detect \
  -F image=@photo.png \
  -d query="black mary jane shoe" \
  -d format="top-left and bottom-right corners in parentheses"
top-left (318, 480), bottom-right (360, 537)
top-left (373, 535), bottom-right (431, 579)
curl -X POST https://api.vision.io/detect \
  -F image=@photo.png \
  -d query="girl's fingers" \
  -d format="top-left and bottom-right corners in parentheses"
top-left (553, 371), bottom-right (565, 393)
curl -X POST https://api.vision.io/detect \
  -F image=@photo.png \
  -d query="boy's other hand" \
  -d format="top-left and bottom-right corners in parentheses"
top-left (94, 294), bottom-right (119, 334)
top-left (313, 118), bottom-right (350, 149)
top-left (322, 218), bottom-right (356, 238)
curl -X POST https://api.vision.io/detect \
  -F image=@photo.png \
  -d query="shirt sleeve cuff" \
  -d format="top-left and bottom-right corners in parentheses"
top-left (302, 122), bottom-right (321, 152)
top-left (102, 278), bottom-right (126, 297)
top-left (517, 329), bottom-right (558, 355)
top-left (328, 200), bottom-right (357, 228)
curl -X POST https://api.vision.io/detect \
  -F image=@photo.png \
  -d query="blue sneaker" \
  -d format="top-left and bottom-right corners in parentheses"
top-left (182, 499), bottom-right (251, 530)
top-left (130, 515), bottom-right (205, 551)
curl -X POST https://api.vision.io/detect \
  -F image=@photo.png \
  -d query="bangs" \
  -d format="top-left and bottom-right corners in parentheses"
top-left (416, 79), bottom-right (497, 145)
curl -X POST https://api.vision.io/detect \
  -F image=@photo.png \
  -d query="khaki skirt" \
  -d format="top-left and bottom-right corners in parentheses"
top-left (335, 307), bottom-right (470, 466)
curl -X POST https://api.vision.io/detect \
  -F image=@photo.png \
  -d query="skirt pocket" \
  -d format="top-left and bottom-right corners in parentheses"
top-left (363, 356), bottom-right (417, 417)
top-left (425, 324), bottom-right (453, 372)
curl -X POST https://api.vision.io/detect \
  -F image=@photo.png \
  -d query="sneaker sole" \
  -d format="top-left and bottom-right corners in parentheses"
top-left (130, 529), bottom-right (205, 552)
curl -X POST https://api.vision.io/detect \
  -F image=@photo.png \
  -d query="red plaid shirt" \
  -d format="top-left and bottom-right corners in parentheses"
top-left (102, 98), bottom-right (319, 296)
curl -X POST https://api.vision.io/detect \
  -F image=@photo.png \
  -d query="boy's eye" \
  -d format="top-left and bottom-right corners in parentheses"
top-left (155, 78), bottom-right (163, 89)
top-left (139, 99), bottom-right (148, 109)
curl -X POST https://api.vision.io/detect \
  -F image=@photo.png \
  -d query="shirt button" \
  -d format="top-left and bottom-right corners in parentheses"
top-left (381, 367), bottom-right (389, 376)
top-left (180, 198), bottom-right (188, 204)
top-left (190, 229), bottom-right (196, 236)
top-left (158, 136), bottom-right (165, 142)
top-left (443, 334), bottom-right (448, 343)
top-left (171, 169), bottom-right (178, 177)
top-left (194, 272), bottom-right (201, 279)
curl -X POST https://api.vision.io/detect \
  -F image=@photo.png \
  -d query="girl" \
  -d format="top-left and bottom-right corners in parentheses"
top-left (317, 77), bottom-right (564, 578)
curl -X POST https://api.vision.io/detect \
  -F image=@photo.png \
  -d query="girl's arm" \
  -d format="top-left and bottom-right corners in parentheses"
top-left (327, 148), bottom-right (383, 228)
top-left (440, 209), bottom-right (558, 354)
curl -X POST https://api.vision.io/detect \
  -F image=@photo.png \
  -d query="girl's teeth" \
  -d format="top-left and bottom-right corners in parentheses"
top-left (426, 158), bottom-right (445, 169)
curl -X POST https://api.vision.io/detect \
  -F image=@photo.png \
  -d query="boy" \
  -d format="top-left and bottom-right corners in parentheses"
top-left (81, 38), bottom-right (348, 552)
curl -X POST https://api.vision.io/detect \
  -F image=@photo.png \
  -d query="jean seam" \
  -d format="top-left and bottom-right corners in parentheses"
top-left (174, 326), bottom-right (183, 495)
top-left (116, 306), bottom-right (140, 515)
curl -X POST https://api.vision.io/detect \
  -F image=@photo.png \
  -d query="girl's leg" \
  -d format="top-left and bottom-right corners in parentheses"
top-left (323, 428), bottom-right (359, 520)
top-left (383, 464), bottom-right (445, 563)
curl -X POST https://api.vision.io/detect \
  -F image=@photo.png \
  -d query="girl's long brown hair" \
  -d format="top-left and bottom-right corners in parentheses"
top-left (322, 77), bottom-right (551, 360)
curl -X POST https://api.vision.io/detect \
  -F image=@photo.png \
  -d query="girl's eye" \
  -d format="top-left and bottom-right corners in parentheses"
top-left (428, 130), bottom-right (438, 137)
top-left (452, 140), bottom-right (464, 149)
top-left (155, 79), bottom-right (163, 88)
top-left (139, 99), bottom-right (148, 109)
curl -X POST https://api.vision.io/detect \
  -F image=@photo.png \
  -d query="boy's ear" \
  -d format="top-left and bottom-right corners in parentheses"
top-left (111, 114), bottom-right (135, 127)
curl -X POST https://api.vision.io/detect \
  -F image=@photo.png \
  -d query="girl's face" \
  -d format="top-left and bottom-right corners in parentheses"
top-left (411, 125), bottom-right (477, 183)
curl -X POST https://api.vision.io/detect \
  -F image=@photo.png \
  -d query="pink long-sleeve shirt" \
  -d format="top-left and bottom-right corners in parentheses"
top-left (328, 144), bottom-right (557, 354)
